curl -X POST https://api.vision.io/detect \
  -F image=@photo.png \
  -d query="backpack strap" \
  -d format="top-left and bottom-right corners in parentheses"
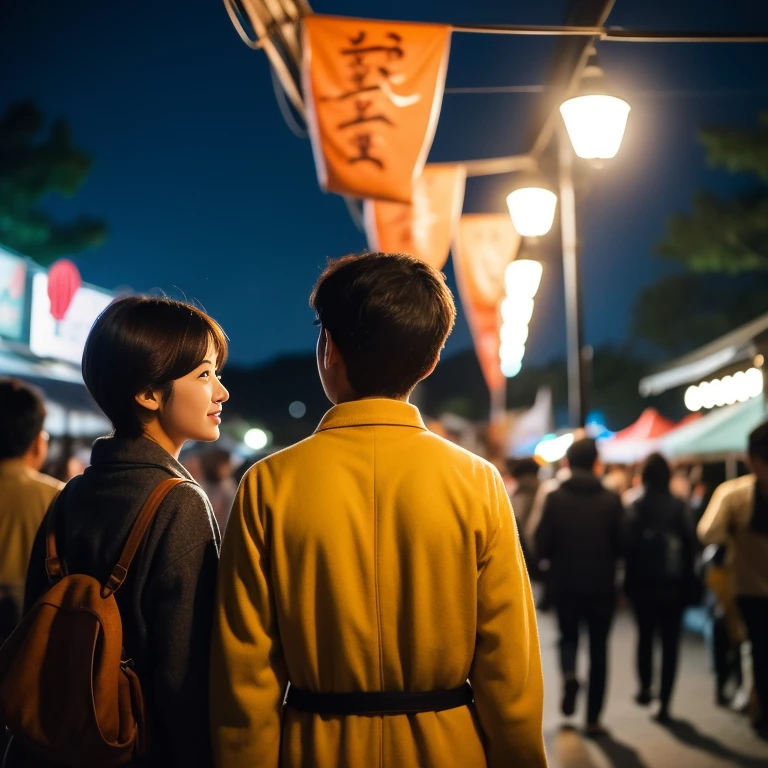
top-left (101, 477), bottom-right (191, 598)
top-left (45, 492), bottom-right (64, 583)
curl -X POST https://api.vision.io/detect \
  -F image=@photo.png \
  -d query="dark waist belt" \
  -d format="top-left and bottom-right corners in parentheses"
top-left (285, 681), bottom-right (473, 716)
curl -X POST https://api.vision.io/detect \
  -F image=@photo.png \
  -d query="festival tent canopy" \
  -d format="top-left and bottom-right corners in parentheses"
top-left (657, 396), bottom-right (767, 460)
top-left (613, 408), bottom-right (676, 441)
top-left (599, 408), bottom-right (678, 464)
top-left (638, 311), bottom-right (768, 397)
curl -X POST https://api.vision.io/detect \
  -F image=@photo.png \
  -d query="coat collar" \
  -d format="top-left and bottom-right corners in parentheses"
top-left (90, 436), bottom-right (196, 481)
top-left (315, 398), bottom-right (427, 433)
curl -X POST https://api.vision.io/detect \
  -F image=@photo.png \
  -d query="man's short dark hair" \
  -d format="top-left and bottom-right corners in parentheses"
top-left (641, 452), bottom-right (671, 493)
top-left (309, 252), bottom-right (456, 398)
top-left (82, 296), bottom-right (228, 438)
top-left (0, 378), bottom-right (46, 460)
top-left (748, 420), bottom-right (768, 463)
top-left (566, 437), bottom-right (599, 472)
top-left (510, 458), bottom-right (540, 479)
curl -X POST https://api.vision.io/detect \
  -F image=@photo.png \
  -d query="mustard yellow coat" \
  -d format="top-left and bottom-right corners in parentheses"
top-left (211, 399), bottom-right (546, 768)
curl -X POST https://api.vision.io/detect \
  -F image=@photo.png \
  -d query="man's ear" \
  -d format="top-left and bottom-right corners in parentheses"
top-left (422, 354), bottom-right (440, 380)
top-left (28, 430), bottom-right (49, 468)
top-left (135, 388), bottom-right (161, 412)
top-left (323, 329), bottom-right (339, 371)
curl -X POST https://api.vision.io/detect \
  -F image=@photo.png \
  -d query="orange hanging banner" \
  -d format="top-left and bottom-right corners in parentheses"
top-left (363, 165), bottom-right (465, 270)
top-left (453, 214), bottom-right (521, 392)
top-left (302, 15), bottom-right (451, 203)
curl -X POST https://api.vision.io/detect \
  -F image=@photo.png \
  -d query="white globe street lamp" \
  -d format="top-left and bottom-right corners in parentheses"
top-left (506, 186), bottom-right (558, 238)
top-left (555, 48), bottom-right (632, 427)
top-left (559, 50), bottom-right (630, 160)
top-left (499, 259), bottom-right (543, 379)
top-left (505, 258), bottom-right (543, 299)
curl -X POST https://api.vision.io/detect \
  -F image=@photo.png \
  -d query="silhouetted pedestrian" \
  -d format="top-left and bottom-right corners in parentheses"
top-left (625, 453), bottom-right (697, 722)
top-left (699, 421), bottom-right (768, 741)
top-left (536, 437), bottom-right (624, 736)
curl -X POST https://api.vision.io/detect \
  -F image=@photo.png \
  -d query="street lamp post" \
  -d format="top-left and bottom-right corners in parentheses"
top-left (558, 127), bottom-right (587, 427)
top-left (505, 47), bottom-right (630, 429)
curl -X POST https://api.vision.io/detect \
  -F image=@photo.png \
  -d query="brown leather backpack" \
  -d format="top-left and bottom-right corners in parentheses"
top-left (0, 477), bottom-right (189, 766)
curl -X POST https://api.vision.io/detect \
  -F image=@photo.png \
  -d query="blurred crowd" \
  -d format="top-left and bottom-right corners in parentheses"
top-left (502, 433), bottom-right (768, 739)
top-left (1, 375), bottom-right (767, 744)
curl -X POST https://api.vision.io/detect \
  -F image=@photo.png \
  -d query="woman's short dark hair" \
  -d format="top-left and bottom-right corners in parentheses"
top-left (82, 296), bottom-right (228, 438)
top-left (309, 252), bottom-right (456, 398)
top-left (642, 452), bottom-right (671, 493)
top-left (0, 378), bottom-right (46, 459)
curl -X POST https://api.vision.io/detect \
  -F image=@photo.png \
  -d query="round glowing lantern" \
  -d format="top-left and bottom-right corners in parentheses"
top-left (47, 259), bottom-right (81, 322)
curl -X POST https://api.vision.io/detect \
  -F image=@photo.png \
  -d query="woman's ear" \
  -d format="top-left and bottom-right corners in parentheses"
top-left (135, 388), bottom-right (161, 412)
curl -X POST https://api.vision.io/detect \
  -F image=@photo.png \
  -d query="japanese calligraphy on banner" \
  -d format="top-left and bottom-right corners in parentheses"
top-left (363, 165), bottom-right (465, 270)
top-left (453, 214), bottom-right (521, 392)
top-left (302, 15), bottom-right (451, 203)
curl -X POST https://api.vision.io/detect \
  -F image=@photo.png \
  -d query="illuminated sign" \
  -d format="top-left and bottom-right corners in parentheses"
top-left (684, 368), bottom-right (763, 412)
top-left (29, 272), bottom-right (112, 364)
top-left (0, 249), bottom-right (27, 341)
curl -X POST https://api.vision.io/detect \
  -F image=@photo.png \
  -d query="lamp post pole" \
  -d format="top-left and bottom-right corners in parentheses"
top-left (558, 124), bottom-right (588, 428)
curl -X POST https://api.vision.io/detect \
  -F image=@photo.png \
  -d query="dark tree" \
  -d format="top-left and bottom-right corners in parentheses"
top-left (635, 110), bottom-right (768, 354)
top-left (0, 102), bottom-right (107, 266)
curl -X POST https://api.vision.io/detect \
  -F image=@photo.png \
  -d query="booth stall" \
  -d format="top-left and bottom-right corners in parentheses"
top-left (0, 246), bottom-right (113, 438)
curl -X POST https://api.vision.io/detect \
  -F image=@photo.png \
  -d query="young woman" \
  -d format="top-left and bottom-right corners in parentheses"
top-left (22, 296), bottom-right (229, 767)
top-left (625, 453), bottom-right (696, 723)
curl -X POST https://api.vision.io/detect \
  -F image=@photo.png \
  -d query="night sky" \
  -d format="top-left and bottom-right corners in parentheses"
top-left (3, 0), bottom-right (768, 368)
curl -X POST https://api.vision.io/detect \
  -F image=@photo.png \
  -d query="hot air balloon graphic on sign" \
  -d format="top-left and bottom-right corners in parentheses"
top-left (47, 259), bottom-right (82, 329)
top-left (29, 260), bottom-right (112, 364)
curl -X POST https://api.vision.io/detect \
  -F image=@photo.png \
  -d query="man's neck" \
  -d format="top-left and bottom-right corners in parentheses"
top-left (0, 456), bottom-right (33, 471)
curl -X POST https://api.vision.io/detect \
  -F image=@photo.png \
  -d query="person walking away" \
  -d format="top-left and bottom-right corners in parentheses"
top-left (624, 453), bottom-right (696, 722)
top-left (535, 437), bottom-right (624, 736)
top-left (525, 462), bottom-right (571, 612)
top-left (5, 297), bottom-right (229, 767)
top-left (0, 379), bottom-right (63, 642)
top-left (702, 543), bottom-right (746, 708)
top-left (698, 420), bottom-right (768, 741)
top-left (603, 464), bottom-right (630, 496)
top-left (509, 458), bottom-right (540, 570)
top-left (199, 448), bottom-right (237, 533)
top-left (211, 252), bottom-right (547, 768)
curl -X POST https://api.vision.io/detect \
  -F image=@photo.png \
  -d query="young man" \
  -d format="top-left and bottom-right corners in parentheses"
top-left (0, 379), bottom-right (63, 639)
top-left (535, 437), bottom-right (624, 735)
top-left (211, 253), bottom-right (546, 768)
top-left (698, 421), bottom-right (768, 740)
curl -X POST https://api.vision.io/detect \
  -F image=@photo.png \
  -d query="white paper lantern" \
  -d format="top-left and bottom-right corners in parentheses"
top-left (506, 187), bottom-right (558, 238)
top-left (560, 93), bottom-right (630, 160)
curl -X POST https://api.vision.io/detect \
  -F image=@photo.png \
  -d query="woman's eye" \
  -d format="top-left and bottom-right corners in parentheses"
top-left (199, 370), bottom-right (210, 379)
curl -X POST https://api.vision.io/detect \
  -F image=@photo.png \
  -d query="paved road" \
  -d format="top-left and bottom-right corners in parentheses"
top-left (537, 608), bottom-right (768, 767)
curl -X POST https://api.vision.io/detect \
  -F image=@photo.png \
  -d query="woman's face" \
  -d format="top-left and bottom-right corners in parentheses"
top-left (157, 340), bottom-right (230, 446)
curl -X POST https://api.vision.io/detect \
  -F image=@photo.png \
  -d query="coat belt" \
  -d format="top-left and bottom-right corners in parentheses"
top-left (285, 681), bottom-right (473, 716)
